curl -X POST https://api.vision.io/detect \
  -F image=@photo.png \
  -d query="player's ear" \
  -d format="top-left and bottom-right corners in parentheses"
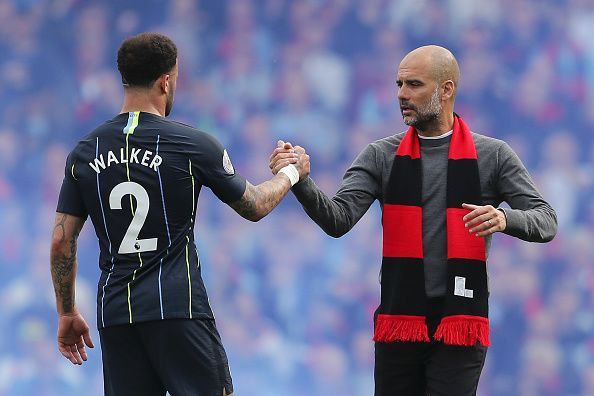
top-left (159, 74), bottom-right (170, 94)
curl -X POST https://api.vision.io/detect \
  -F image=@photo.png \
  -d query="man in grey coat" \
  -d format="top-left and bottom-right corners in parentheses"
top-left (269, 45), bottom-right (557, 396)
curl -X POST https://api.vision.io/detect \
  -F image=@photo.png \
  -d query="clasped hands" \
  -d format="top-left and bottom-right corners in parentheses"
top-left (269, 140), bottom-right (310, 183)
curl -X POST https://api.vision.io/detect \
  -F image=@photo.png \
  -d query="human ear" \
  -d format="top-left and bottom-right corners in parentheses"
top-left (442, 80), bottom-right (455, 100)
top-left (160, 74), bottom-right (170, 94)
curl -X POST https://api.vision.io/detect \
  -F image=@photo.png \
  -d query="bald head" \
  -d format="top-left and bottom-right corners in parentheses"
top-left (401, 45), bottom-right (460, 95)
top-left (396, 45), bottom-right (460, 134)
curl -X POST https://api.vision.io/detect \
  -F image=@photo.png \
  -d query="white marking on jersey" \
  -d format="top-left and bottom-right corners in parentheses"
top-left (222, 149), bottom-right (235, 175)
top-left (88, 147), bottom-right (162, 173)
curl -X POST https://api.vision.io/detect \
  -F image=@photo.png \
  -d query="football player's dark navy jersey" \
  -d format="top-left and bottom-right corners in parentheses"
top-left (57, 111), bottom-right (246, 328)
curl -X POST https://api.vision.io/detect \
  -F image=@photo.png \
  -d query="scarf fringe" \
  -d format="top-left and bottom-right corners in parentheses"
top-left (433, 315), bottom-right (490, 346)
top-left (373, 314), bottom-right (430, 343)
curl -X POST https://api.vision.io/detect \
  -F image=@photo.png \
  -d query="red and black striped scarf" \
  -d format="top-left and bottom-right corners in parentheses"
top-left (374, 114), bottom-right (490, 347)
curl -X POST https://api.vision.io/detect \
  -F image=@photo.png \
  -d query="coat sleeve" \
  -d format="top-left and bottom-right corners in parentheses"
top-left (496, 142), bottom-right (557, 242)
top-left (291, 143), bottom-right (382, 238)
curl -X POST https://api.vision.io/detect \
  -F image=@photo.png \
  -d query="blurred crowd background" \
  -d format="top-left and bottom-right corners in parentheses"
top-left (0, 0), bottom-right (593, 395)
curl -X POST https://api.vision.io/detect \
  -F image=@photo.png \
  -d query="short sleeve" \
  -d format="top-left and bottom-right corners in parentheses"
top-left (191, 132), bottom-right (247, 203)
top-left (56, 151), bottom-right (88, 217)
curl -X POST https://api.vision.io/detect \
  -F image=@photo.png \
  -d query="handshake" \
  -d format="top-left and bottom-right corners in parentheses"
top-left (268, 140), bottom-right (310, 187)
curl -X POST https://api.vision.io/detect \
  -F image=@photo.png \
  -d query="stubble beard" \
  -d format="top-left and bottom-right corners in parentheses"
top-left (165, 91), bottom-right (174, 116)
top-left (403, 87), bottom-right (442, 130)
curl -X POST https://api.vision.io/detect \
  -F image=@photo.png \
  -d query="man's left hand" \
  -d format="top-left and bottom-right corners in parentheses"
top-left (462, 203), bottom-right (506, 237)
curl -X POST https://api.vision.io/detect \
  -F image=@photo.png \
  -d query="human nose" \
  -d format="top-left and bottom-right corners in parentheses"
top-left (397, 85), bottom-right (408, 102)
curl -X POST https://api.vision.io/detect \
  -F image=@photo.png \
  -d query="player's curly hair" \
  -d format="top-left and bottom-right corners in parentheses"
top-left (117, 32), bottom-right (177, 88)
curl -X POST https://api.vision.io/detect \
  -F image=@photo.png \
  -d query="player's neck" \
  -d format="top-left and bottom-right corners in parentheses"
top-left (120, 90), bottom-right (165, 117)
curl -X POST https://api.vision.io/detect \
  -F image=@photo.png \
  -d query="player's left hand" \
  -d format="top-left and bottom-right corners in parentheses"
top-left (57, 309), bottom-right (94, 365)
top-left (462, 203), bottom-right (506, 237)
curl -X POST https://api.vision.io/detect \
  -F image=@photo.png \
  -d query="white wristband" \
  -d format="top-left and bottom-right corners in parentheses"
top-left (278, 164), bottom-right (299, 187)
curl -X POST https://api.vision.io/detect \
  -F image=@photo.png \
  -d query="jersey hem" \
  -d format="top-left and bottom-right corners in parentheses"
top-left (98, 311), bottom-right (215, 329)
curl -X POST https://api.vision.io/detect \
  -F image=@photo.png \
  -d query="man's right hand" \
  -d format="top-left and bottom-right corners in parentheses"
top-left (57, 309), bottom-right (94, 365)
top-left (269, 140), bottom-right (310, 181)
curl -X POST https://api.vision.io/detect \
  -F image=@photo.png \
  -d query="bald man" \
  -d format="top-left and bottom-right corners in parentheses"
top-left (270, 45), bottom-right (557, 395)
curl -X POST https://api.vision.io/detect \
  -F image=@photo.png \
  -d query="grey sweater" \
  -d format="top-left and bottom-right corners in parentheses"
top-left (292, 131), bottom-right (558, 297)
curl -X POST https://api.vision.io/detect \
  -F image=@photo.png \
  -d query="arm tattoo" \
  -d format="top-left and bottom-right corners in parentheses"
top-left (51, 214), bottom-right (83, 314)
top-left (230, 176), bottom-right (291, 221)
top-left (230, 182), bottom-right (259, 220)
top-left (51, 236), bottom-right (77, 313)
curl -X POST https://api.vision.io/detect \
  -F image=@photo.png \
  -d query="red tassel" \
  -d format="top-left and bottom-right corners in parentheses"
top-left (433, 315), bottom-right (490, 346)
top-left (373, 314), bottom-right (430, 342)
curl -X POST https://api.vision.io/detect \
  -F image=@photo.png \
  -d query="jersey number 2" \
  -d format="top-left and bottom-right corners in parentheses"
top-left (109, 181), bottom-right (158, 254)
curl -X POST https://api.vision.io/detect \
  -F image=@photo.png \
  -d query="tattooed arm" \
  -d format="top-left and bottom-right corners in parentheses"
top-left (51, 212), bottom-right (84, 314)
top-left (229, 149), bottom-right (310, 221)
top-left (229, 177), bottom-right (291, 221)
top-left (50, 212), bottom-right (94, 365)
